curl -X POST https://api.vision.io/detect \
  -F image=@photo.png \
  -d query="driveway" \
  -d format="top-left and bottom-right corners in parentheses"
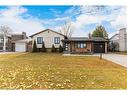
top-left (64, 53), bottom-right (127, 68)
top-left (0, 52), bottom-right (19, 54)
top-left (103, 54), bottom-right (127, 68)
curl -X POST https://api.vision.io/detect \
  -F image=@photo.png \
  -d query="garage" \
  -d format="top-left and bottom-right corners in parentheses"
top-left (94, 42), bottom-right (105, 53)
top-left (15, 39), bottom-right (32, 52)
top-left (15, 42), bottom-right (26, 52)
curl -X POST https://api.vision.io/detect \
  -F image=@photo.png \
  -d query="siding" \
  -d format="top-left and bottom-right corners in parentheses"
top-left (32, 30), bottom-right (65, 48)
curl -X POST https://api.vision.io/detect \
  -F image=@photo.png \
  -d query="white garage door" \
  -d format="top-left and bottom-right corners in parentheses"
top-left (15, 43), bottom-right (26, 52)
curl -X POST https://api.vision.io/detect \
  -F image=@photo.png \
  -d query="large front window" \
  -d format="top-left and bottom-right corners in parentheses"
top-left (77, 42), bottom-right (87, 48)
top-left (37, 37), bottom-right (43, 44)
top-left (54, 37), bottom-right (60, 44)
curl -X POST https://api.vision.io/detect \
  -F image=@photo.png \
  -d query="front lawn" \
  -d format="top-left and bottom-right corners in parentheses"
top-left (0, 53), bottom-right (127, 89)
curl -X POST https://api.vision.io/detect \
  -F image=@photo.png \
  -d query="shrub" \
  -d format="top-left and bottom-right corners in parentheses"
top-left (59, 45), bottom-right (63, 53)
top-left (32, 40), bottom-right (38, 52)
top-left (51, 44), bottom-right (56, 52)
top-left (41, 42), bottom-right (46, 52)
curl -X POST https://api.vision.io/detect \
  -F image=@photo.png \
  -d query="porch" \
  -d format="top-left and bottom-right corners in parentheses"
top-left (62, 37), bottom-right (108, 54)
top-left (63, 41), bottom-right (93, 54)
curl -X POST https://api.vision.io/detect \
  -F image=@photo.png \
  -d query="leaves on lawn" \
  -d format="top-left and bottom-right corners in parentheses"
top-left (0, 53), bottom-right (126, 89)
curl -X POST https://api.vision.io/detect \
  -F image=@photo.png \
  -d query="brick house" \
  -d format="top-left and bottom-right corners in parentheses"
top-left (62, 37), bottom-right (108, 54)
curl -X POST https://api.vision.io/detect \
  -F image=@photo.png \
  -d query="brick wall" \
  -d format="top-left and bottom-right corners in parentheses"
top-left (71, 42), bottom-right (92, 53)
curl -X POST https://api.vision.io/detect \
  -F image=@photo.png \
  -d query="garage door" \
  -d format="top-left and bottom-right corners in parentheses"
top-left (15, 43), bottom-right (26, 52)
top-left (94, 43), bottom-right (105, 53)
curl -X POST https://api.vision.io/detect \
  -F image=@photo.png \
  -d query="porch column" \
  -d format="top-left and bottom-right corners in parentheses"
top-left (91, 42), bottom-right (94, 53)
top-left (105, 42), bottom-right (108, 53)
top-left (68, 43), bottom-right (71, 53)
top-left (89, 42), bottom-right (92, 52)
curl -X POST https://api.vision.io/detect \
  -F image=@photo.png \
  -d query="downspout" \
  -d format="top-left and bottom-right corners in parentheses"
top-left (125, 34), bottom-right (127, 51)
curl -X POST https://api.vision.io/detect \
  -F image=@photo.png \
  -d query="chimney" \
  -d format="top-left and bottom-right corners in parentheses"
top-left (119, 28), bottom-right (126, 51)
top-left (119, 28), bottom-right (126, 39)
top-left (22, 32), bottom-right (27, 39)
top-left (88, 33), bottom-right (92, 39)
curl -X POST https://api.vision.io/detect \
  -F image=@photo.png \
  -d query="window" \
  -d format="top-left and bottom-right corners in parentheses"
top-left (54, 37), bottom-right (60, 44)
top-left (37, 37), bottom-right (43, 44)
top-left (0, 47), bottom-right (3, 50)
top-left (0, 37), bottom-right (4, 43)
top-left (77, 42), bottom-right (87, 48)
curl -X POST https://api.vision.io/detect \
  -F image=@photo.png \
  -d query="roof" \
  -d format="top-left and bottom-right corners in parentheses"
top-left (62, 37), bottom-right (108, 42)
top-left (110, 34), bottom-right (118, 40)
top-left (11, 33), bottom-right (23, 35)
top-left (62, 37), bottom-right (92, 42)
top-left (91, 37), bottom-right (108, 41)
top-left (15, 38), bottom-right (32, 43)
top-left (30, 29), bottom-right (66, 37)
top-left (0, 33), bottom-right (11, 37)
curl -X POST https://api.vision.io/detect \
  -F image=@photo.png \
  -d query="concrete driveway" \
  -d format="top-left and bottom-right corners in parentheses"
top-left (64, 53), bottom-right (127, 68)
top-left (0, 52), bottom-right (19, 54)
top-left (103, 54), bottom-right (127, 68)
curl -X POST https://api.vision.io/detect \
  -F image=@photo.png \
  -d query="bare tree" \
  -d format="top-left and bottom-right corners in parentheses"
top-left (59, 20), bottom-right (74, 38)
top-left (0, 26), bottom-right (12, 52)
top-left (109, 41), bottom-right (119, 52)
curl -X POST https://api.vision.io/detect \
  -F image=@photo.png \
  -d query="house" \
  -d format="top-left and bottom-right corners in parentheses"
top-left (29, 29), bottom-right (108, 53)
top-left (110, 28), bottom-right (127, 51)
top-left (0, 33), bottom-right (11, 52)
top-left (62, 37), bottom-right (108, 54)
top-left (29, 29), bottom-right (66, 52)
top-left (0, 32), bottom-right (27, 52)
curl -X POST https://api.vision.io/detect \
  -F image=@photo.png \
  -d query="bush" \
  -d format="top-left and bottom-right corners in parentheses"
top-left (59, 45), bottom-right (63, 53)
top-left (32, 40), bottom-right (38, 52)
top-left (41, 42), bottom-right (46, 52)
top-left (51, 44), bottom-right (56, 52)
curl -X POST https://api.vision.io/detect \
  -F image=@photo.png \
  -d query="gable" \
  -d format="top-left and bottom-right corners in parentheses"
top-left (30, 29), bottom-right (65, 38)
top-left (31, 29), bottom-right (65, 48)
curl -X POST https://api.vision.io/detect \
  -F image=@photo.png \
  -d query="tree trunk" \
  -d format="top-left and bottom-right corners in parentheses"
top-left (3, 35), bottom-right (6, 52)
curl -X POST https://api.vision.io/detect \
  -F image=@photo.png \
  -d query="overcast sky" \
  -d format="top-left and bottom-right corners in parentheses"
top-left (0, 6), bottom-right (126, 37)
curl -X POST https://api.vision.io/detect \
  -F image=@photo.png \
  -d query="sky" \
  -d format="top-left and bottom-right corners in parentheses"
top-left (0, 5), bottom-right (127, 37)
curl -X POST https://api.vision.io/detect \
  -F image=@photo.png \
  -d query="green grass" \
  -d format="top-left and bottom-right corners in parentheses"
top-left (0, 53), bottom-right (127, 89)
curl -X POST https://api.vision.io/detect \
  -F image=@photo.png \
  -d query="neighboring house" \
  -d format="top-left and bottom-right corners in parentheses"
top-left (30, 29), bottom-right (66, 52)
top-left (110, 28), bottom-right (127, 51)
top-left (0, 33), bottom-right (11, 52)
top-left (62, 37), bottom-right (108, 54)
top-left (0, 32), bottom-right (27, 52)
top-left (15, 38), bottom-right (32, 52)
top-left (12, 32), bottom-right (28, 52)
